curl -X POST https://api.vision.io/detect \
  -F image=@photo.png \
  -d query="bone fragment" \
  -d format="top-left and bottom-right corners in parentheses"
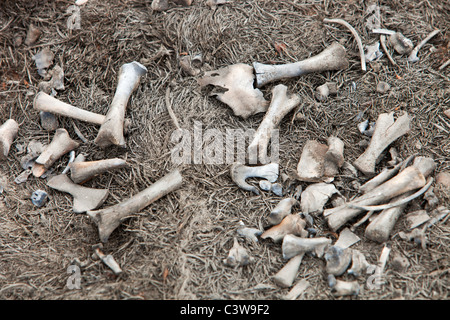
top-left (236, 220), bottom-right (262, 243)
top-left (273, 253), bottom-right (304, 288)
top-left (69, 158), bottom-right (127, 184)
top-left (198, 63), bottom-right (269, 119)
top-left (267, 197), bottom-right (297, 225)
top-left (347, 249), bottom-right (373, 277)
top-left (25, 24), bottom-right (41, 46)
top-left (408, 29), bottom-right (440, 62)
top-left (0, 119), bottom-right (19, 160)
top-left (282, 234), bottom-right (331, 260)
top-left (282, 278), bottom-right (309, 300)
top-left (328, 275), bottom-right (360, 296)
top-left (261, 214), bottom-right (307, 243)
top-left (87, 169), bottom-right (182, 242)
top-left (40, 111), bottom-right (58, 131)
top-left (324, 245), bottom-right (352, 276)
top-left (93, 244), bottom-right (123, 275)
top-left (365, 42), bottom-right (382, 62)
top-left (300, 183), bottom-right (338, 215)
top-left (173, 0), bottom-right (192, 5)
top-left (61, 150), bottom-right (76, 174)
top-left (296, 140), bottom-right (329, 182)
top-left (315, 82), bottom-right (338, 101)
top-left (248, 84), bottom-right (301, 163)
top-left (32, 128), bottom-right (79, 177)
top-left (334, 227), bottom-right (360, 249)
top-left (223, 238), bottom-right (254, 268)
top-left (179, 54), bottom-right (202, 76)
top-left (47, 174), bottom-right (108, 213)
top-left (253, 42), bottom-right (349, 87)
top-left (405, 210), bottom-right (430, 230)
top-left (151, 0), bottom-right (169, 11)
top-left (32, 48), bottom-right (54, 77)
top-left (38, 64), bottom-right (65, 95)
top-left (206, 0), bottom-right (231, 10)
top-left (230, 162), bottom-right (278, 195)
top-left (436, 171), bottom-right (450, 189)
top-left (323, 19), bottom-right (366, 71)
top-left (95, 61), bottom-right (147, 148)
top-left (388, 33), bottom-right (414, 55)
top-left (439, 59), bottom-right (450, 71)
top-left (353, 112), bottom-right (410, 176)
top-left (376, 81), bottom-right (390, 94)
top-left (359, 160), bottom-right (405, 194)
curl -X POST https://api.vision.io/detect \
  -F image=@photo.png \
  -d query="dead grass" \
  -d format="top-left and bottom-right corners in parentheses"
top-left (0, 0), bottom-right (449, 300)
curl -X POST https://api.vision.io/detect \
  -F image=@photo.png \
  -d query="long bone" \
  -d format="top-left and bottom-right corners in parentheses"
top-left (87, 169), bottom-right (182, 242)
top-left (94, 61), bottom-right (147, 148)
top-left (230, 162), bottom-right (279, 195)
top-left (325, 157), bottom-right (436, 232)
top-left (47, 174), bottom-right (109, 213)
top-left (32, 128), bottom-right (79, 177)
top-left (282, 234), bottom-right (331, 260)
top-left (0, 119), bottom-right (19, 160)
top-left (253, 42), bottom-right (348, 88)
top-left (248, 84), bottom-right (301, 163)
top-left (353, 112), bottom-right (410, 176)
top-left (69, 158), bottom-right (128, 184)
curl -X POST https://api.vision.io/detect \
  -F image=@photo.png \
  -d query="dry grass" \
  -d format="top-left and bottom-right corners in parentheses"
top-left (0, 0), bottom-right (449, 300)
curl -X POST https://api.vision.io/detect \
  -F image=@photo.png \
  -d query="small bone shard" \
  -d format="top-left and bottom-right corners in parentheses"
top-left (47, 174), bottom-right (109, 213)
top-left (93, 244), bottom-right (123, 275)
top-left (347, 249), bottom-right (372, 277)
top-left (408, 29), bottom-right (440, 62)
top-left (324, 136), bottom-right (345, 177)
top-left (31, 189), bottom-right (48, 207)
top-left (0, 119), bottom-right (19, 160)
top-left (179, 54), bottom-right (203, 76)
top-left (151, 0), bottom-right (168, 11)
top-left (69, 158), bottom-right (127, 184)
top-left (300, 183), bottom-right (338, 215)
top-left (32, 128), bottom-right (79, 177)
top-left (328, 274), bottom-right (360, 296)
top-left (198, 63), bottom-right (269, 119)
top-left (94, 61), bottom-right (147, 148)
top-left (282, 278), bottom-right (309, 300)
top-left (353, 112), bottom-right (410, 176)
top-left (334, 227), bottom-right (360, 249)
top-left (388, 33), bottom-right (414, 55)
top-left (261, 214), bottom-right (307, 243)
top-left (87, 169), bottom-right (183, 242)
top-left (230, 162), bottom-right (279, 195)
top-left (253, 42), bottom-right (348, 88)
top-left (282, 234), bottom-right (331, 260)
top-left (267, 197), bottom-right (297, 225)
top-left (25, 24), bottom-right (41, 46)
top-left (32, 47), bottom-right (54, 77)
top-left (376, 81), bottom-right (390, 94)
top-left (324, 245), bottom-right (352, 276)
top-left (365, 42), bottom-right (383, 62)
top-left (38, 65), bottom-right (65, 94)
top-left (223, 238), bottom-right (254, 268)
top-left (236, 220), bottom-right (262, 243)
top-left (405, 210), bottom-right (430, 230)
top-left (315, 82), bottom-right (337, 101)
top-left (248, 84), bottom-right (301, 163)
top-left (273, 253), bottom-right (304, 288)
top-left (436, 171), bottom-right (450, 188)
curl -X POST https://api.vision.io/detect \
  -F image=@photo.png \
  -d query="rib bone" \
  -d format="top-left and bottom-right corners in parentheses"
top-left (95, 61), bottom-right (147, 148)
top-left (47, 174), bottom-right (108, 213)
top-left (87, 169), bottom-right (182, 242)
top-left (353, 112), bottom-right (410, 175)
top-left (230, 162), bottom-right (279, 195)
top-left (69, 158), bottom-right (128, 184)
top-left (408, 29), bottom-right (440, 62)
top-left (253, 42), bottom-right (348, 88)
top-left (0, 119), bottom-right (19, 160)
top-left (282, 234), bottom-right (331, 260)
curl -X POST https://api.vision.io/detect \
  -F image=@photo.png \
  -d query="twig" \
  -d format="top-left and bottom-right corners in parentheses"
top-left (165, 86), bottom-right (181, 130)
top-left (438, 59), bottom-right (450, 71)
top-left (323, 18), bottom-right (366, 72)
top-left (379, 35), bottom-right (397, 67)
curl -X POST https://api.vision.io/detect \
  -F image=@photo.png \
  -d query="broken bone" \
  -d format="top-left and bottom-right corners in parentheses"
top-left (296, 140), bottom-right (328, 182)
top-left (92, 244), bottom-right (123, 275)
top-left (324, 245), bottom-right (352, 276)
top-left (334, 227), bottom-right (360, 249)
top-left (282, 234), bottom-right (331, 260)
top-left (25, 24), bottom-right (41, 46)
top-left (347, 249), bottom-right (373, 277)
top-left (32, 47), bottom-right (54, 77)
top-left (324, 136), bottom-right (345, 177)
top-left (267, 197), bottom-right (297, 225)
top-left (261, 214), bottom-right (307, 243)
top-left (353, 112), bottom-right (411, 176)
top-left (32, 128), bottom-right (79, 177)
top-left (408, 29), bottom-right (440, 62)
top-left (198, 63), bottom-right (269, 119)
top-left (0, 119), bottom-right (19, 160)
top-left (315, 82), bottom-right (338, 101)
top-left (388, 32), bottom-right (414, 55)
top-left (223, 238), bottom-right (254, 268)
top-left (236, 220), bottom-right (262, 243)
top-left (273, 253), bottom-right (304, 288)
top-left (253, 42), bottom-right (349, 88)
top-left (230, 162), bottom-right (279, 195)
top-left (47, 174), bottom-right (109, 213)
top-left (69, 158), bottom-right (128, 184)
top-left (282, 278), bottom-right (309, 300)
top-left (94, 61), bottom-right (147, 148)
top-left (248, 84), bottom-right (301, 163)
top-left (328, 275), bottom-right (360, 296)
top-left (87, 169), bottom-right (182, 242)
top-left (300, 182), bottom-right (338, 215)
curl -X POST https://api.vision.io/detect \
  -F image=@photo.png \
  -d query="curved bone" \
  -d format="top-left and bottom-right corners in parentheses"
top-left (87, 169), bottom-right (182, 242)
top-left (253, 42), bottom-right (348, 88)
top-left (267, 197), bottom-right (297, 225)
top-left (354, 112), bottom-right (410, 176)
top-left (359, 161), bottom-right (404, 194)
top-left (273, 253), bottom-right (304, 288)
top-left (261, 214), bottom-right (307, 243)
top-left (198, 63), bottom-right (269, 119)
top-left (0, 119), bottom-right (19, 160)
top-left (248, 84), bottom-right (301, 163)
top-left (47, 174), bottom-right (108, 213)
top-left (408, 29), bottom-right (440, 62)
top-left (32, 128), bottom-right (79, 177)
top-left (282, 234), bottom-right (331, 260)
top-left (69, 158), bottom-right (128, 184)
top-left (95, 61), bottom-right (147, 148)
top-left (223, 238), bottom-right (254, 268)
top-left (230, 162), bottom-right (279, 195)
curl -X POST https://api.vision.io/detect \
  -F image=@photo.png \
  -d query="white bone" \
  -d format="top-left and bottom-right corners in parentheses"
top-left (223, 238), bottom-right (254, 268)
top-left (388, 32), bottom-right (414, 55)
top-left (408, 29), bottom-right (440, 62)
top-left (267, 197), bottom-right (297, 225)
top-left (282, 234), bottom-right (331, 260)
top-left (273, 253), bottom-right (304, 288)
top-left (230, 162), bottom-right (278, 195)
top-left (324, 245), bottom-right (352, 276)
top-left (300, 182), bottom-right (338, 215)
top-left (282, 278), bottom-right (309, 300)
top-left (0, 119), bottom-right (19, 160)
top-left (69, 158), bottom-right (127, 184)
top-left (261, 214), bottom-right (307, 243)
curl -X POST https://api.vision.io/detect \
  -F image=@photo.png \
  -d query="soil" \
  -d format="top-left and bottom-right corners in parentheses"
top-left (0, 0), bottom-right (449, 300)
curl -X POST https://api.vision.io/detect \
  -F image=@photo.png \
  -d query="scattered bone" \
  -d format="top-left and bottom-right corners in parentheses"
top-left (87, 169), bottom-right (183, 242)
top-left (198, 63), bottom-right (269, 119)
top-left (398, 228), bottom-right (426, 247)
top-left (387, 147), bottom-right (401, 166)
top-left (423, 186), bottom-right (439, 210)
top-left (95, 61), bottom-right (147, 148)
top-left (300, 183), bottom-right (338, 215)
top-left (38, 65), bottom-right (65, 94)
top-left (357, 119), bottom-right (376, 137)
top-left (0, 119), bottom-right (19, 160)
top-left (75, 0), bottom-right (89, 5)
top-left (259, 180), bottom-right (283, 196)
top-left (253, 42), bottom-right (349, 87)
top-left (365, 4), bottom-right (381, 30)
top-left (179, 54), bottom-right (203, 76)
top-left (223, 238), bottom-right (254, 268)
top-left (296, 140), bottom-right (328, 182)
top-left (15, 169), bottom-right (32, 184)
top-left (261, 214), bottom-right (307, 243)
top-left (31, 189), bottom-right (48, 207)
top-left (375, 244), bottom-right (391, 281)
top-left (206, 0), bottom-right (231, 10)
top-left (365, 42), bottom-right (383, 62)
top-left (371, 28), bottom-right (396, 36)
top-left (267, 197), bottom-right (297, 226)
top-left (259, 180), bottom-right (272, 192)
top-left (323, 19), bottom-right (366, 72)
top-left (273, 253), bottom-right (304, 288)
top-left (324, 136), bottom-right (345, 177)
top-left (408, 29), bottom-right (440, 62)
top-left (248, 84), bottom-right (301, 163)
top-left (353, 112), bottom-right (411, 175)
top-left (334, 227), bottom-right (360, 249)
top-left (230, 162), bottom-right (278, 195)
top-left (328, 274), bottom-right (360, 296)
top-left (92, 244), bottom-right (123, 275)
top-left (282, 278), bottom-right (309, 300)
top-left (69, 158), bottom-right (127, 184)
top-left (376, 81), bottom-right (390, 94)
top-left (324, 245), bottom-right (352, 276)
top-left (40, 111), bottom-right (58, 131)
top-left (405, 210), bottom-right (430, 230)
top-left (347, 249), bottom-right (372, 277)
top-left (32, 128), bottom-right (79, 177)
top-left (47, 174), bottom-right (109, 214)
top-left (271, 183), bottom-right (283, 196)
top-left (359, 161), bottom-right (404, 194)
top-left (173, 0), bottom-right (193, 5)
top-left (436, 171), bottom-right (450, 189)
top-left (151, 0), bottom-right (168, 11)
top-left (32, 47), bottom-right (54, 77)
top-left (315, 82), bottom-right (338, 101)
top-left (388, 32), bottom-right (414, 55)
top-left (61, 150), bottom-right (76, 174)
top-left (236, 220), bottom-right (262, 243)
top-left (24, 24), bottom-right (41, 46)
top-left (282, 234), bottom-right (331, 260)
